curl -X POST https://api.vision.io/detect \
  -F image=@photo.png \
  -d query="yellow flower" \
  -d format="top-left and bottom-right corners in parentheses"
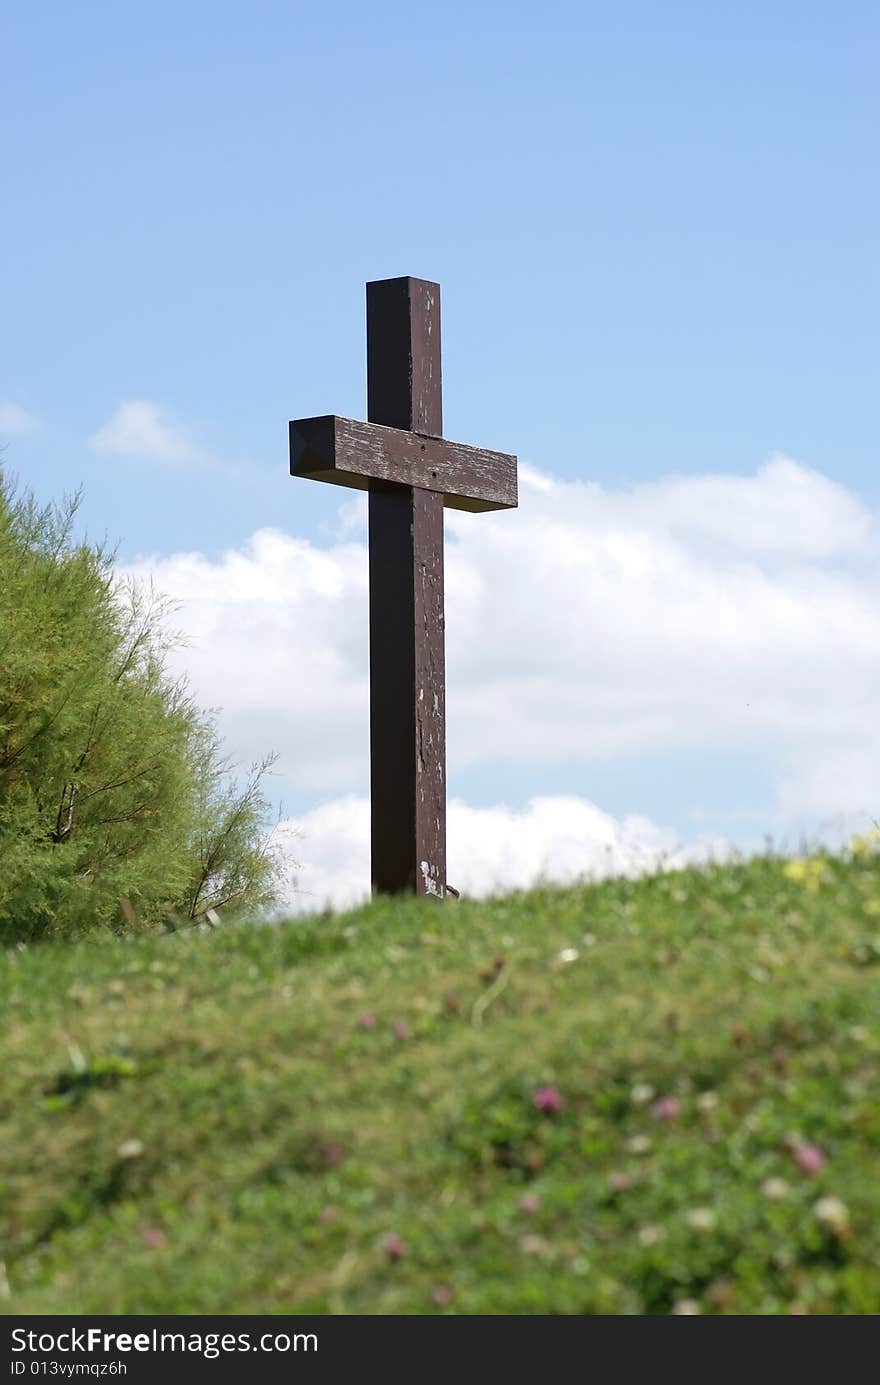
top-left (850, 828), bottom-right (880, 859)
top-left (783, 858), bottom-right (824, 892)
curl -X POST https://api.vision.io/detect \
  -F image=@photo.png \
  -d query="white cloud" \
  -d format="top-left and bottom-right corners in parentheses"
top-left (91, 401), bottom-right (204, 467)
top-left (126, 454), bottom-right (880, 901)
top-left (128, 527), bottom-right (369, 791)
top-left (280, 793), bottom-right (713, 914)
top-left (0, 401), bottom-right (40, 435)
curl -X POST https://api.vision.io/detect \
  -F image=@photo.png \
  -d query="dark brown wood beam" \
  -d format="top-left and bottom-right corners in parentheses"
top-left (290, 414), bottom-right (517, 513)
top-left (367, 277), bottom-right (443, 437)
top-left (365, 276), bottom-right (447, 897)
top-left (289, 275), bottom-right (518, 901)
top-left (369, 485), bottom-right (446, 897)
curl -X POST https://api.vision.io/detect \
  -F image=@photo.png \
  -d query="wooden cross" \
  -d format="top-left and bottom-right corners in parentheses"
top-left (290, 277), bottom-right (517, 898)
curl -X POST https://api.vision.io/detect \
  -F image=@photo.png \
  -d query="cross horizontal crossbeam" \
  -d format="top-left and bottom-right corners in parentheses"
top-left (290, 414), bottom-right (517, 513)
top-left (290, 276), bottom-right (518, 898)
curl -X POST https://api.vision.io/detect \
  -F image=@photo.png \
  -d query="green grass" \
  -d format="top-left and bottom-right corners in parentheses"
top-left (2, 852), bottom-right (880, 1315)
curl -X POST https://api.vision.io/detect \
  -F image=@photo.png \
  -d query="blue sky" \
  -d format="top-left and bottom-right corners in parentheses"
top-left (4, 3), bottom-right (879, 902)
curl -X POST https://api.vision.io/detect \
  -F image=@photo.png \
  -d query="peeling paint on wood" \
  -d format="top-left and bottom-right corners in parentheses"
top-left (368, 485), bottom-right (445, 896)
top-left (368, 278), bottom-right (447, 898)
top-left (290, 415), bottom-right (517, 513)
top-left (367, 277), bottom-right (443, 437)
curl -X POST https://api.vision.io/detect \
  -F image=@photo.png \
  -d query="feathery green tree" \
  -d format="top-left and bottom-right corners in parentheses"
top-left (0, 470), bottom-right (282, 943)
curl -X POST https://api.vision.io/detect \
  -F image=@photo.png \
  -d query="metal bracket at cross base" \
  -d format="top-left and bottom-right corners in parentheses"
top-left (290, 277), bottom-right (518, 898)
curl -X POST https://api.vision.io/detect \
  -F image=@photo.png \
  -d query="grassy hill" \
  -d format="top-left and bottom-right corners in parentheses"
top-left (2, 851), bottom-right (880, 1315)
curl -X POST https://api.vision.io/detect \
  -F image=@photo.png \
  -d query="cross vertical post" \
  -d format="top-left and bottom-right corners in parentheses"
top-left (290, 275), bottom-right (517, 902)
top-left (367, 278), bottom-right (446, 897)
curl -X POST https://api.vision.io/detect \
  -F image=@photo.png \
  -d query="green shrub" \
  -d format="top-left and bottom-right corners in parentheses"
top-left (0, 469), bottom-right (282, 942)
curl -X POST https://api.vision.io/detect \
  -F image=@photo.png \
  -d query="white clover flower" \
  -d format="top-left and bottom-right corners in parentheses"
top-left (556, 947), bottom-right (579, 964)
top-left (814, 1196), bottom-right (849, 1232)
top-left (637, 1224), bottom-right (665, 1247)
top-left (631, 1083), bottom-right (655, 1106)
top-left (761, 1177), bottom-right (790, 1202)
top-left (625, 1134), bottom-right (653, 1155)
top-left (686, 1208), bottom-right (717, 1232)
top-left (672, 1299), bottom-right (702, 1315)
top-left (696, 1091), bottom-right (719, 1113)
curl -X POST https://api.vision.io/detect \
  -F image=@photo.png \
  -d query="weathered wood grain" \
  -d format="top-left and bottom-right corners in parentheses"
top-left (367, 277), bottom-right (443, 436)
top-left (366, 278), bottom-right (446, 897)
top-left (289, 274), bottom-right (519, 900)
top-left (369, 486), bottom-right (446, 897)
top-left (290, 414), bottom-right (517, 513)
